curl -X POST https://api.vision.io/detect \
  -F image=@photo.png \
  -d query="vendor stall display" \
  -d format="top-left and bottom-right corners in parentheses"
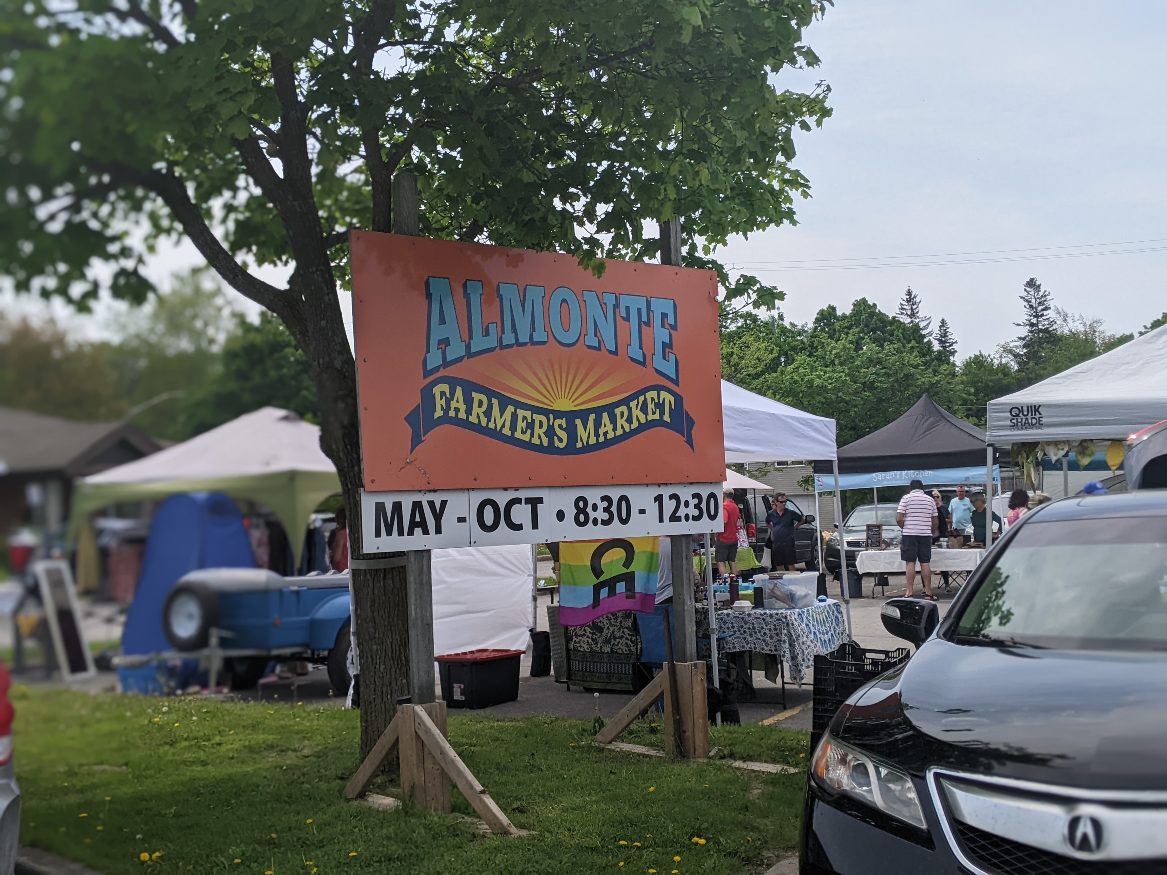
top-left (987, 325), bottom-right (1167, 498)
top-left (856, 546), bottom-right (986, 597)
top-left (713, 600), bottom-right (846, 686)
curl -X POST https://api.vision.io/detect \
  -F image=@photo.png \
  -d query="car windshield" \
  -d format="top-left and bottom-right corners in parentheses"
top-left (953, 517), bottom-right (1167, 652)
top-left (844, 506), bottom-right (900, 528)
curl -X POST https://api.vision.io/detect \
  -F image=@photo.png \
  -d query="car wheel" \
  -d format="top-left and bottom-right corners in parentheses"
top-left (327, 621), bottom-right (351, 697)
top-left (226, 656), bottom-right (268, 691)
top-left (163, 582), bottom-right (219, 651)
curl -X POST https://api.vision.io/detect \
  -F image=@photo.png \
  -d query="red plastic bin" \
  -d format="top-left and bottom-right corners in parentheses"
top-left (435, 649), bottom-right (523, 709)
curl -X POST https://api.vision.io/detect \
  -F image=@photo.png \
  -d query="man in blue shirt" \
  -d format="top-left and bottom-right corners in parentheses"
top-left (949, 484), bottom-right (973, 533)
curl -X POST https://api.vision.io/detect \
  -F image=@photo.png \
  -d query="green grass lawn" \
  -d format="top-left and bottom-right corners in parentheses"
top-left (14, 688), bottom-right (809, 875)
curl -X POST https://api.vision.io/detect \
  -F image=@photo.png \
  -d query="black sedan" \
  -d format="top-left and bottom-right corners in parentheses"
top-left (801, 492), bottom-right (1167, 873)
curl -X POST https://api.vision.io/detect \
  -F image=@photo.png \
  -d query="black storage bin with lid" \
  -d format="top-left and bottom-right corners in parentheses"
top-left (436, 648), bottom-right (523, 709)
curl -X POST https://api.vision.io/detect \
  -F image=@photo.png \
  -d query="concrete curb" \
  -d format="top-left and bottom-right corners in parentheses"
top-left (17, 847), bottom-right (105, 875)
top-left (762, 857), bottom-right (798, 875)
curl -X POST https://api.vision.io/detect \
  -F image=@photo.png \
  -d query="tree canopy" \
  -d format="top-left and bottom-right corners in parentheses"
top-left (0, 0), bottom-right (835, 752)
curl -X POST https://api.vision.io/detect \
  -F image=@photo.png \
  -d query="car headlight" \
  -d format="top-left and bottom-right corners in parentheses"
top-left (811, 734), bottom-right (926, 829)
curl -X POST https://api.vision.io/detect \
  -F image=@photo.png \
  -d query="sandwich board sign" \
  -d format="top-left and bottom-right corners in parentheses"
top-left (351, 232), bottom-right (726, 550)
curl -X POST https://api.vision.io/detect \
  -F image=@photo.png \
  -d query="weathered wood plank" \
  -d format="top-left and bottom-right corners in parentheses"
top-left (594, 673), bottom-right (666, 745)
top-left (413, 707), bottom-right (521, 836)
top-left (343, 710), bottom-right (402, 799)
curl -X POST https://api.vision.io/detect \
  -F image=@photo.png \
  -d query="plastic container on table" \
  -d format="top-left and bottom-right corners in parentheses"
top-left (436, 648), bottom-right (523, 709)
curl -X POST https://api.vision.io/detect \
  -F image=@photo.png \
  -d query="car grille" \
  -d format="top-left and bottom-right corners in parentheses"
top-left (954, 821), bottom-right (1167, 875)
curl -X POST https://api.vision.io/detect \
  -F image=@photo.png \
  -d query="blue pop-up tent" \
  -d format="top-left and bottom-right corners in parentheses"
top-left (118, 492), bottom-right (255, 693)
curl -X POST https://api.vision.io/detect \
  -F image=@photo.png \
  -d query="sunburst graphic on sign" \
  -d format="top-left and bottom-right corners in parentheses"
top-left (486, 359), bottom-right (643, 411)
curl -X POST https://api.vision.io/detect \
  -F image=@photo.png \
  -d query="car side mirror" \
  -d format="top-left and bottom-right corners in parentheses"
top-left (803, 515), bottom-right (816, 525)
top-left (881, 598), bottom-right (939, 648)
top-left (833, 523), bottom-right (840, 529)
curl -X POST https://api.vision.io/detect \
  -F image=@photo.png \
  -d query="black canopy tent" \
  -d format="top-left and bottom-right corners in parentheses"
top-left (813, 394), bottom-right (1002, 477)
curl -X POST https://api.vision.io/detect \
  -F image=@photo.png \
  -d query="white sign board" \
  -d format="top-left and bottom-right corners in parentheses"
top-left (32, 559), bottom-right (96, 682)
top-left (361, 483), bottom-right (725, 551)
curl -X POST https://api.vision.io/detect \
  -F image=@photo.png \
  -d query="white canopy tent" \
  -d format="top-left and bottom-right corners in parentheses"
top-left (723, 468), bottom-right (773, 492)
top-left (715, 380), bottom-right (849, 644)
top-left (986, 325), bottom-right (1167, 495)
top-left (722, 380), bottom-right (838, 463)
top-left (987, 325), bottom-right (1167, 443)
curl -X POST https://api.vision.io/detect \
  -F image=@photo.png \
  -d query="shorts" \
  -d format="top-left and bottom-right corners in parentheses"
top-left (900, 535), bottom-right (933, 564)
top-left (770, 539), bottom-right (797, 568)
top-left (715, 541), bottom-right (738, 563)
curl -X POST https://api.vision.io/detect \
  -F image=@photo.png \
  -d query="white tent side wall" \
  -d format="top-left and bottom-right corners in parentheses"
top-left (432, 545), bottom-right (533, 655)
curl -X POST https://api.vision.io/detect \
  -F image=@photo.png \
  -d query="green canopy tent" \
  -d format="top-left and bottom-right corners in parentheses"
top-left (71, 407), bottom-right (341, 562)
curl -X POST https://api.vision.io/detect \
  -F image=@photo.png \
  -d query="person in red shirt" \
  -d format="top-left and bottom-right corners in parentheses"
top-left (717, 488), bottom-right (741, 576)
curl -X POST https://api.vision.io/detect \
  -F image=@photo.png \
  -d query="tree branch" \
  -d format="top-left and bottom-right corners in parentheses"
top-left (270, 54), bottom-right (314, 197)
top-left (458, 220), bottom-right (484, 242)
top-left (113, 1), bottom-right (180, 48)
top-left (102, 163), bottom-right (291, 319)
top-left (349, 0), bottom-right (398, 231)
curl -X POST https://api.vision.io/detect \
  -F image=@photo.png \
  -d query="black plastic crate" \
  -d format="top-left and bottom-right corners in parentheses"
top-left (436, 649), bottom-right (522, 709)
top-left (810, 641), bottom-right (911, 749)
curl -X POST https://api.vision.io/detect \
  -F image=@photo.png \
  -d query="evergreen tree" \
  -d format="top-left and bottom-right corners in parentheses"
top-left (935, 318), bottom-right (957, 360)
top-left (1013, 277), bottom-right (1057, 373)
top-left (896, 286), bottom-right (932, 335)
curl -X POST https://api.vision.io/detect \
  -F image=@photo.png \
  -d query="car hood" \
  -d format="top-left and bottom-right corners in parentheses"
top-left (836, 639), bottom-right (1167, 791)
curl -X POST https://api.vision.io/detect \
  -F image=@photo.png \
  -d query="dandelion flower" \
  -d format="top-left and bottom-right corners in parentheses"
top-left (648, 869), bottom-right (657, 874)
top-left (151, 851), bottom-right (162, 861)
top-left (79, 813), bottom-right (88, 818)
top-left (647, 786), bottom-right (656, 793)
top-left (233, 860), bottom-right (242, 865)
top-left (265, 870), bottom-right (274, 875)
top-left (618, 840), bottom-right (628, 846)
top-left (618, 864), bottom-right (625, 870)
top-left (270, 833), bottom-right (278, 839)
top-left (673, 856), bottom-right (681, 863)
top-left (348, 851), bottom-right (359, 858)
top-left (104, 796), bottom-right (112, 801)
top-left (633, 842), bottom-right (641, 847)
top-left (305, 818), bottom-right (314, 825)
top-left (691, 837), bottom-right (706, 846)
top-left (672, 870), bottom-right (680, 874)
top-left (138, 852), bottom-right (150, 862)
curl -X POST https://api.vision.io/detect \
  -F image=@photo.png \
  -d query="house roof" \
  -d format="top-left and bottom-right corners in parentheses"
top-left (0, 406), bottom-right (160, 477)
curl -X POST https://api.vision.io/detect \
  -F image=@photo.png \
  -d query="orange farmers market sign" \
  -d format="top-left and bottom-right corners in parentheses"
top-left (351, 233), bottom-right (724, 494)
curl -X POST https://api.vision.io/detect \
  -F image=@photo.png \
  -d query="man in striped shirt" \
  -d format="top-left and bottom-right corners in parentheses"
top-left (896, 479), bottom-right (939, 600)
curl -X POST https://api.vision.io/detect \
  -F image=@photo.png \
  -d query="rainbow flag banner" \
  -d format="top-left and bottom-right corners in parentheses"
top-left (558, 537), bottom-right (661, 626)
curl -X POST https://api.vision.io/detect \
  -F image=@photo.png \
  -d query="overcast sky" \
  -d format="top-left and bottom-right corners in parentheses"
top-left (11, 2), bottom-right (1165, 359)
top-left (721, 0), bottom-right (1167, 357)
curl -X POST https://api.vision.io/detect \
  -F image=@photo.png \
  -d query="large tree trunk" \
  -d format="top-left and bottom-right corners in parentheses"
top-left (298, 269), bottom-right (413, 758)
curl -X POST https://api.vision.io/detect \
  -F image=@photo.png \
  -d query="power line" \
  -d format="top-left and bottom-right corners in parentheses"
top-left (731, 243), bottom-right (1167, 273)
top-left (731, 235), bottom-right (1167, 266)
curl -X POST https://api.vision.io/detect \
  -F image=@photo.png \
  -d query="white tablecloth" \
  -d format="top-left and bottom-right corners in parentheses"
top-left (856, 548), bottom-right (986, 575)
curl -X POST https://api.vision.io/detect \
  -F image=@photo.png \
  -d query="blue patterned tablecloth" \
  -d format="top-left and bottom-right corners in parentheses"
top-left (713, 600), bottom-right (846, 684)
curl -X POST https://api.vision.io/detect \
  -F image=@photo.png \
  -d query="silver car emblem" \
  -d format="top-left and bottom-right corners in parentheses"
top-left (1066, 814), bottom-right (1103, 854)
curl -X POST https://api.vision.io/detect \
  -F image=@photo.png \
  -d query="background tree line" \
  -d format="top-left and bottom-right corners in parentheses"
top-left (722, 278), bottom-right (1166, 445)
top-left (0, 270), bottom-right (316, 440)
top-left (5, 269), bottom-right (1161, 453)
